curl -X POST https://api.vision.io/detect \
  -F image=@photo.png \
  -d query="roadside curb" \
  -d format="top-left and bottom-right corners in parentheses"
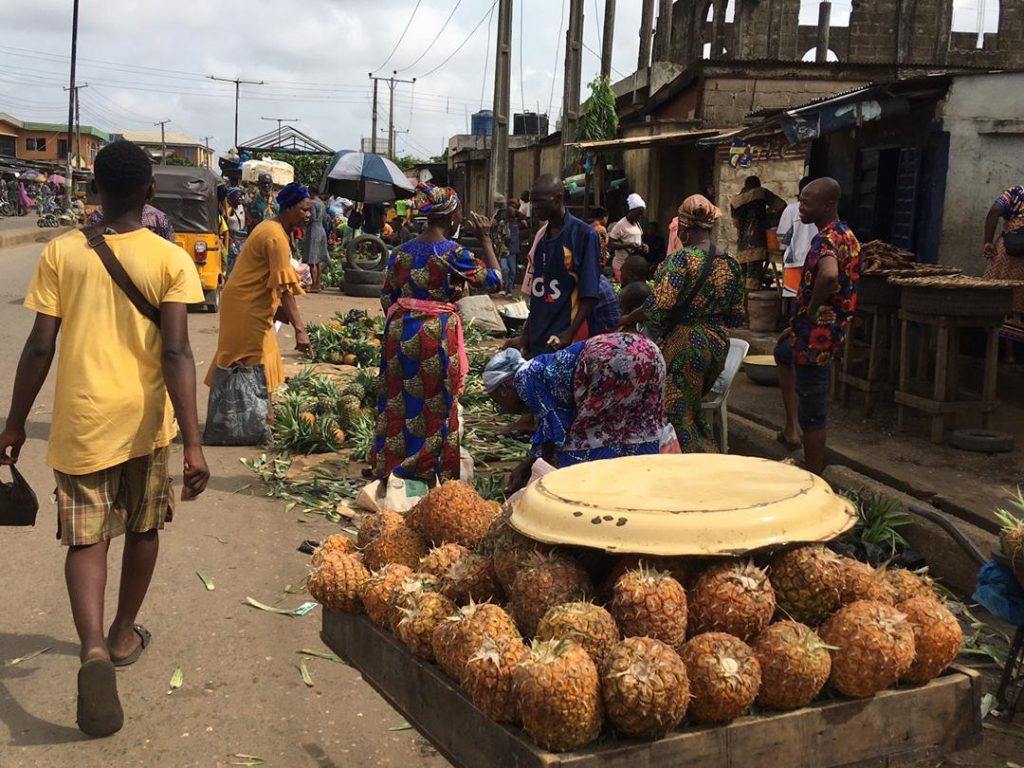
top-left (726, 410), bottom-right (994, 595)
top-left (0, 226), bottom-right (72, 250)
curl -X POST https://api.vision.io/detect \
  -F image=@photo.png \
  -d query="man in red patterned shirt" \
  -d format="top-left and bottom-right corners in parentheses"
top-left (774, 178), bottom-right (860, 475)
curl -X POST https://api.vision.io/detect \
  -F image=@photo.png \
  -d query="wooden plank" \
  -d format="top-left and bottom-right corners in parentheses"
top-left (321, 612), bottom-right (981, 768)
top-left (982, 326), bottom-right (1000, 429)
top-left (893, 391), bottom-right (997, 415)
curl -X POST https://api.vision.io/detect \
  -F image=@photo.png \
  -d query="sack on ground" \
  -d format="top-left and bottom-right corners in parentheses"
top-left (203, 365), bottom-right (273, 446)
top-left (0, 464), bottom-right (39, 526)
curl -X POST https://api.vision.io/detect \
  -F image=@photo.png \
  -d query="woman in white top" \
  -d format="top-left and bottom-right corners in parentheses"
top-left (225, 187), bottom-right (247, 277)
top-left (608, 193), bottom-right (648, 283)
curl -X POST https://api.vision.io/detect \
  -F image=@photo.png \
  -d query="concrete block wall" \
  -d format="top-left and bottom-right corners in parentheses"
top-left (713, 152), bottom-right (807, 254)
top-left (701, 77), bottom-right (868, 126)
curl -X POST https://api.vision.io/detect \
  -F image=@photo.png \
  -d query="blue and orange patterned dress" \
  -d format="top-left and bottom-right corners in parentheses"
top-left (371, 239), bottom-right (501, 481)
top-left (513, 332), bottom-right (667, 466)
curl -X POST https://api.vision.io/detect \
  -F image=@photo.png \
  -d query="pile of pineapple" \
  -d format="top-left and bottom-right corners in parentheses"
top-left (308, 481), bottom-right (964, 753)
top-left (306, 311), bottom-right (383, 366)
top-left (273, 369), bottom-right (377, 455)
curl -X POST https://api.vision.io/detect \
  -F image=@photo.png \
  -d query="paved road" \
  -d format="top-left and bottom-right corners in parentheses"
top-left (0, 238), bottom-right (448, 768)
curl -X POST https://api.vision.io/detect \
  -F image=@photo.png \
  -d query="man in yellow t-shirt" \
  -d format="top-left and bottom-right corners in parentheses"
top-left (0, 140), bottom-right (210, 738)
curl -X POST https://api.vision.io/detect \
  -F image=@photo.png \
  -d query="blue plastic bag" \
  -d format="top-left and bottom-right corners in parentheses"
top-left (972, 560), bottom-right (1024, 626)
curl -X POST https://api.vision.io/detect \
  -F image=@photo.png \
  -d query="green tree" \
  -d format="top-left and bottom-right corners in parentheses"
top-left (265, 152), bottom-right (333, 190)
top-left (571, 75), bottom-right (619, 171)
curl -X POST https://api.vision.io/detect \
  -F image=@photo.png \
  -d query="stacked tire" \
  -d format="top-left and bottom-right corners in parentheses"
top-left (344, 235), bottom-right (389, 298)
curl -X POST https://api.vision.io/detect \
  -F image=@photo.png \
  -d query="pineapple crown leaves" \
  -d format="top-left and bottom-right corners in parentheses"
top-left (524, 637), bottom-right (580, 663)
top-left (467, 633), bottom-right (517, 669)
top-left (994, 488), bottom-right (1024, 531)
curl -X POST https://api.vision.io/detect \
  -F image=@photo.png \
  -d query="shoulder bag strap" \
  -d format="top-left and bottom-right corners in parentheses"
top-left (82, 226), bottom-right (161, 328)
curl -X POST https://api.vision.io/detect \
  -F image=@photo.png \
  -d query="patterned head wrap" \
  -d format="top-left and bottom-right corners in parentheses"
top-left (678, 194), bottom-right (722, 230)
top-left (415, 183), bottom-right (460, 218)
top-left (277, 182), bottom-right (310, 210)
top-left (483, 349), bottom-right (530, 393)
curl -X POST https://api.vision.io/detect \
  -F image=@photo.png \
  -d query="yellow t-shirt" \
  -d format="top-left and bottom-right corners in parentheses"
top-left (24, 228), bottom-right (205, 475)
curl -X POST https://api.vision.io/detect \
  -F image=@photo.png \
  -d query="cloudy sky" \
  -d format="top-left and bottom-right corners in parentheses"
top-left (0, 0), bottom-right (1000, 160)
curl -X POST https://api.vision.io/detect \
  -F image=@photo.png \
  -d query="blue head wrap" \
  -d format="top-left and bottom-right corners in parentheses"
top-left (483, 349), bottom-right (530, 393)
top-left (277, 182), bottom-right (310, 211)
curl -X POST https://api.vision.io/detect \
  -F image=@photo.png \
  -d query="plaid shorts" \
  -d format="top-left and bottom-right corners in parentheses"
top-left (54, 446), bottom-right (174, 547)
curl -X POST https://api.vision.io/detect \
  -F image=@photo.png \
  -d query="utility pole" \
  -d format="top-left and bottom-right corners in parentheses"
top-left (207, 75), bottom-right (265, 148)
top-left (261, 116), bottom-right (298, 148)
top-left (63, 83), bottom-right (87, 172)
top-left (561, 0), bottom-right (585, 170)
top-left (601, 0), bottom-right (616, 79)
top-left (368, 72), bottom-right (416, 159)
top-left (154, 119), bottom-right (170, 165)
top-left (369, 75), bottom-right (379, 154)
top-left (491, 0), bottom-right (513, 204)
top-left (655, 0), bottom-right (673, 62)
top-left (64, 0), bottom-right (79, 207)
top-left (202, 136), bottom-right (213, 169)
top-left (816, 1), bottom-right (833, 63)
top-left (638, 0), bottom-right (654, 71)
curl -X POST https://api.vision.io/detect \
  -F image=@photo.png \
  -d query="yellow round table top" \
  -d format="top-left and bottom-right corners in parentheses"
top-left (744, 354), bottom-right (777, 367)
top-left (510, 454), bottom-right (857, 556)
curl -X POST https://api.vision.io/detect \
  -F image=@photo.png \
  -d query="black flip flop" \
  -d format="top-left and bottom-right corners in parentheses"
top-left (776, 431), bottom-right (802, 452)
top-left (77, 659), bottom-right (124, 738)
top-left (111, 625), bottom-right (151, 668)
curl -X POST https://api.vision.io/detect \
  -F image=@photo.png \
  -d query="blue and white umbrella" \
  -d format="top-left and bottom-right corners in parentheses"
top-left (319, 150), bottom-right (416, 204)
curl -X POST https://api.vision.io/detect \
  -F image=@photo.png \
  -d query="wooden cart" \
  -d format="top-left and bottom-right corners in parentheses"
top-left (322, 611), bottom-right (983, 768)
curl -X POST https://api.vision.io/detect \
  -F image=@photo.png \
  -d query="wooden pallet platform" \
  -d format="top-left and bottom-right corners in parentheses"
top-left (322, 610), bottom-right (983, 768)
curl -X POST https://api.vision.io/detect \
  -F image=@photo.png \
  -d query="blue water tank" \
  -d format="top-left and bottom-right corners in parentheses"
top-left (471, 110), bottom-right (494, 136)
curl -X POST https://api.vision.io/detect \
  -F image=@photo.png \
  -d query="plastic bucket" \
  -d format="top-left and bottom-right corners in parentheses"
top-left (748, 290), bottom-right (780, 332)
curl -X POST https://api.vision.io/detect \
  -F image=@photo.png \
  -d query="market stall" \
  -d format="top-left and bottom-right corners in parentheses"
top-left (313, 455), bottom-right (981, 767)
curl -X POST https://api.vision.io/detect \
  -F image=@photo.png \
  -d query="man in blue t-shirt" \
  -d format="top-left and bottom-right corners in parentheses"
top-left (513, 174), bottom-right (602, 357)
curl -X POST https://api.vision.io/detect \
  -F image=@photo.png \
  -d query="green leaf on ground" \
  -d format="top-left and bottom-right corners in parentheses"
top-left (298, 649), bottom-right (347, 665)
top-left (169, 666), bottom-right (183, 690)
top-left (228, 755), bottom-right (266, 766)
top-left (299, 660), bottom-right (315, 687)
top-left (388, 721), bottom-right (413, 731)
top-left (244, 597), bottom-right (318, 616)
top-left (7, 647), bottom-right (51, 666)
top-left (196, 571), bottom-right (215, 591)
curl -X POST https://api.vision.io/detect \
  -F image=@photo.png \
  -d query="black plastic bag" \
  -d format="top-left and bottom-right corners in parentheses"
top-left (0, 465), bottom-right (39, 526)
top-left (203, 365), bottom-right (273, 446)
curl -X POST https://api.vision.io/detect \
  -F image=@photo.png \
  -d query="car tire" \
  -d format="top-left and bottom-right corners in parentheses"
top-left (345, 234), bottom-right (389, 271)
top-left (344, 267), bottom-right (387, 286)
top-left (343, 281), bottom-right (385, 299)
top-left (950, 429), bottom-right (1015, 454)
top-left (205, 286), bottom-right (222, 313)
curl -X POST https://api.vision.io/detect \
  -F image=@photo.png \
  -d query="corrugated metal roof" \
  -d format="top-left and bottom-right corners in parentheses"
top-left (20, 121), bottom-right (109, 140)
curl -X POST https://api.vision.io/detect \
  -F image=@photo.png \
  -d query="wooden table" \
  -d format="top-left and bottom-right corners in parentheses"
top-left (322, 610), bottom-right (983, 768)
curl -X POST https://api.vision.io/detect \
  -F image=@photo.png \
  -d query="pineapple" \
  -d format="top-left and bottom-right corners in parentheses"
top-left (432, 602), bottom-right (521, 683)
top-left (513, 640), bottom-right (604, 752)
top-left (311, 533), bottom-right (357, 568)
top-left (476, 507), bottom-right (511, 559)
top-left (357, 510), bottom-right (404, 548)
top-left (395, 590), bottom-right (457, 660)
top-left (601, 637), bottom-right (689, 738)
top-left (898, 596), bottom-right (963, 684)
top-left (838, 557), bottom-right (898, 606)
top-left (307, 552), bottom-right (369, 613)
top-left (751, 621), bottom-right (832, 710)
top-left (463, 634), bottom-right (529, 724)
top-left (680, 632), bottom-right (762, 724)
top-left (995, 491), bottom-right (1024, 561)
top-left (688, 560), bottom-right (776, 641)
top-left (886, 568), bottom-right (941, 604)
top-left (510, 552), bottom-right (593, 637)
top-left (769, 546), bottom-right (844, 626)
top-left (491, 522), bottom-right (547, 592)
top-left (536, 602), bottom-right (620, 666)
top-left (418, 543), bottom-right (469, 577)
top-left (362, 519), bottom-right (428, 571)
top-left (438, 552), bottom-right (504, 606)
top-left (407, 480), bottom-right (500, 548)
top-left (819, 600), bottom-right (916, 698)
top-left (342, 382), bottom-right (366, 403)
top-left (336, 394), bottom-right (363, 429)
top-left (361, 564), bottom-right (413, 628)
top-left (599, 555), bottom-right (701, 600)
top-left (387, 572), bottom-right (440, 631)
top-left (609, 565), bottom-right (688, 649)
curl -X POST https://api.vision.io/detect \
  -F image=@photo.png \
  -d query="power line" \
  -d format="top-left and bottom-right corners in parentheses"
top-left (417, 1), bottom-right (499, 78)
top-left (582, 41), bottom-right (626, 78)
top-left (396, 0), bottom-right (465, 72)
top-left (593, 0), bottom-right (602, 48)
top-left (519, 0), bottom-right (527, 115)
top-left (480, 1), bottom-right (496, 110)
top-left (372, 0), bottom-right (423, 74)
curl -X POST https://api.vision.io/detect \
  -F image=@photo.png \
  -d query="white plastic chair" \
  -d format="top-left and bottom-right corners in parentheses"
top-left (702, 338), bottom-right (751, 454)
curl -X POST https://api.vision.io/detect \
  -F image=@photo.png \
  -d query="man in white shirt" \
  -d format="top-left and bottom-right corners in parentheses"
top-left (777, 177), bottom-right (818, 303)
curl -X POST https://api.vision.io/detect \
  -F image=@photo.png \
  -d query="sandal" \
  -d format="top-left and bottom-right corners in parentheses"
top-left (776, 431), bottom-right (802, 452)
top-left (110, 625), bottom-right (151, 668)
top-left (77, 659), bottom-right (124, 737)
